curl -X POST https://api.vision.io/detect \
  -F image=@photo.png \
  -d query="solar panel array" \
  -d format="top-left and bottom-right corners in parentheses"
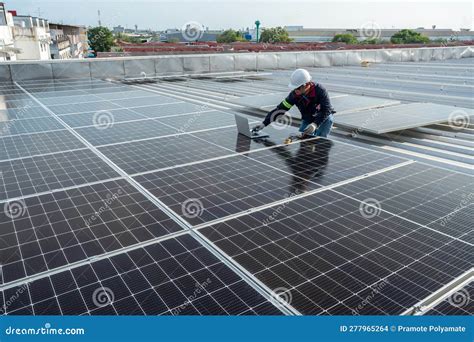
top-left (334, 102), bottom-right (474, 134)
top-left (0, 78), bottom-right (471, 317)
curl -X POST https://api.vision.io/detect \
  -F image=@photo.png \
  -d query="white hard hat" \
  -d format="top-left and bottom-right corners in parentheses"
top-left (288, 68), bottom-right (312, 90)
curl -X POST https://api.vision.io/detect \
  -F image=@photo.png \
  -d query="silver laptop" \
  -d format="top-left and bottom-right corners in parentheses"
top-left (235, 114), bottom-right (269, 139)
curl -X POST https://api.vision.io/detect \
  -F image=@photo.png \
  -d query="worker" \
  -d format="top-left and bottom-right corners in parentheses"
top-left (252, 68), bottom-right (335, 138)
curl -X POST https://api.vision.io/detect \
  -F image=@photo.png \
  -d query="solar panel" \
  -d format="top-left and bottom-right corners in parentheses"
top-left (0, 106), bottom-right (51, 120)
top-left (134, 153), bottom-right (323, 225)
top-left (75, 119), bottom-right (178, 146)
top-left (424, 281), bottom-right (474, 315)
top-left (0, 149), bottom-right (121, 200)
top-left (133, 138), bottom-right (409, 226)
top-left (1, 234), bottom-right (282, 315)
top-left (334, 102), bottom-right (474, 134)
top-left (0, 117), bottom-right (64, 137)
top-left (157, 111), bottom-right (259, 132)
top-left (126, 102), bottom-right (208, 119)
top-left (99, 134), bottom-right (233, 175)
top-left (243, 138), bottom-right (407, 187)
top-left (111, 95), bottom-right (180, 108)
top-left (60, 108), bottom-right (149, 128)
top-left (1, 76), bottom-right (469, 318)
top-left (0, 130), bottom-right (86, 161)
top-left (198, 191), bottom-right (472, 315)
top-left (336, 162), bottom-right (474, 241)
top-left (48, 101), bottom-right (123, 115)
top-left (0, 179), bottom-right (183, 283)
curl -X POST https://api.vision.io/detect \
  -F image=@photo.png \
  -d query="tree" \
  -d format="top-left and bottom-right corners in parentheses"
top-left (88, 26), bottom-right (114, 54)
top-left (332, 33), bottom-right (358, 44)
top-left (115, 33), bottom-right (142, 43)
top-left (259, 27), bottom-right (292, 43)
top-left (216, 29), bottom-right (243, 43)
top-left (390, 29), bottom-right (430, 44)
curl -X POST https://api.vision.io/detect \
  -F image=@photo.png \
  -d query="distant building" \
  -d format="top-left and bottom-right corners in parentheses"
top-left (113, 25), bottom-right (125, 34)
top-left (12, 15), bottom-right (51, 60)
top-left (0, 3), bottom-right (19, 61)
top-left (49, 23), bottom-right (87, 59)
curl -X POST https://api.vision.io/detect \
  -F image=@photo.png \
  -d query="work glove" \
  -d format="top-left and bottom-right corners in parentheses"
top-left (251, 123), bottom-right (265, 133)
top-left (303, 123), bottom-right (317, 136)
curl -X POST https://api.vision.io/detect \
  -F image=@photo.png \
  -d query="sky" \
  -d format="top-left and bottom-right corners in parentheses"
top-left (6, 0), bottom-right (473, 31)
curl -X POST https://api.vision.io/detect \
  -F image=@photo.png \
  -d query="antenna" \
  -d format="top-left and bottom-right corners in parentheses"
top-left (98, 10), bottom-right (102, 26)
top-left (37, 7), bottom-right (42, 17)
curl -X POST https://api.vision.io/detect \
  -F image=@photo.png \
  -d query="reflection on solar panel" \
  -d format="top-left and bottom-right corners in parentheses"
top-left (0, 77), bottom-right (470, 317)
top-left (334, 102), bottom-right (474, 134)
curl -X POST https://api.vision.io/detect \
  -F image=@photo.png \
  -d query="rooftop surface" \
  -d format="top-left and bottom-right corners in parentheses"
top-left (0, 57), bottom-right (472, 316)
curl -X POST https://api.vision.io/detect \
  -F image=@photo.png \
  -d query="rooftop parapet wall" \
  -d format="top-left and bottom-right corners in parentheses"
top-left (0, 45), bottom-right (472, 81)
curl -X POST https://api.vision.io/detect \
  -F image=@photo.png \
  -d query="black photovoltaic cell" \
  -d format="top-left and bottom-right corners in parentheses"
top-left (424, 282), bottom-right (474, 315)
top-left (60, 108), bottom-right (148, 128)
top-left (0, 149), bottom-right (120, 200)
top-left (74, 119), bottom-right (178, 146)
top-left (134, 154), bottom-right (322, 225)
top-left (0, 130), bottom-right (86, 161)
top-left (99, 134), bottom-right (233, 175)
top-left (199, 192), bottom-right (473, 315)
top-left (427, 205), bottom-right (473, 244)
top-left (1, 234), bottom-right (281, 315)
top-left (0, 179), bottom-right (183, 284)
top-left (0, 117), bottom-right (64, 137)
top-left (245, 138), bottom-right (408, 187)
top-left (336, 163), bottom-right (474, 235)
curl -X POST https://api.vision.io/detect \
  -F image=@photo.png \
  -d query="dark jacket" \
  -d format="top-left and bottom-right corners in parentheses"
top-left (263, 82), bottom-right (335, 127)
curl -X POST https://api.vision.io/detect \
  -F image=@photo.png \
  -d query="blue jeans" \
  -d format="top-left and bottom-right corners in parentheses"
top-left (299, 114), bottom-right (334, 138)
